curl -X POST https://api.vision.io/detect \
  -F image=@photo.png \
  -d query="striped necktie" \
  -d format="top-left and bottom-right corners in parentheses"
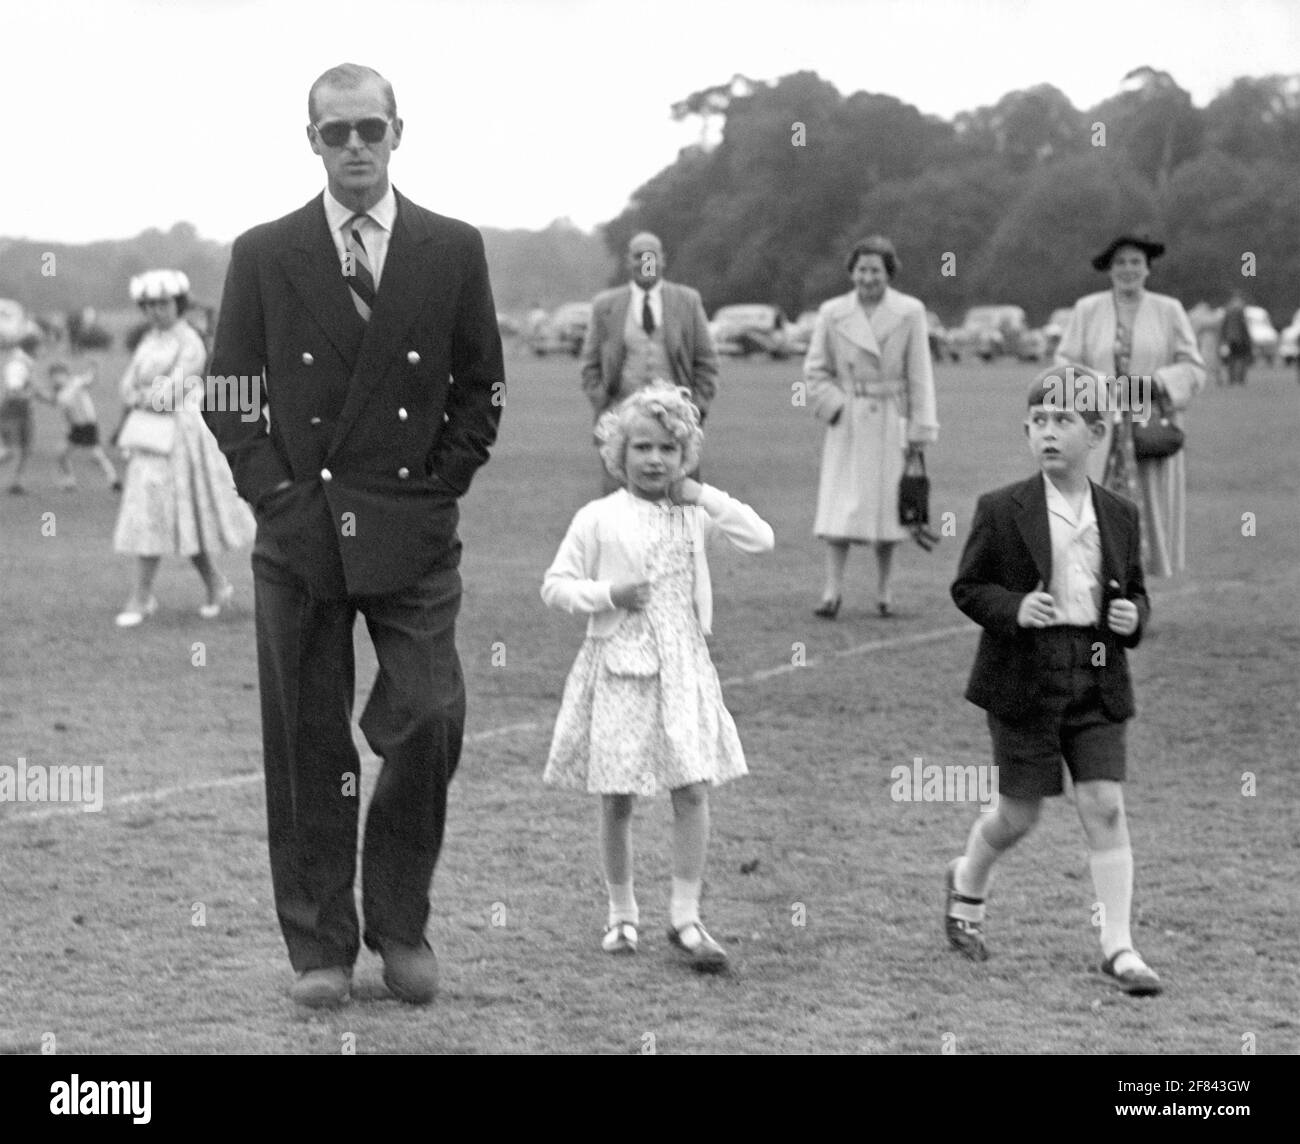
top-left (343, 214), bottom-right (377, 320)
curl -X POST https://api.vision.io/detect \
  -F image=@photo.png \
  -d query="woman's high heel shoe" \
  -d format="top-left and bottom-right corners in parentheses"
top-left (115, 597), bottom-right (158, 628)
top-left (199, 581), bottom-right (234, 619)
top-left (813, 595), bottom-right (842, 619)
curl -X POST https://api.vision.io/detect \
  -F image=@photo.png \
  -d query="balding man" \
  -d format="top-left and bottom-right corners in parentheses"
top-left (581, 233), bottom-right (717, 489)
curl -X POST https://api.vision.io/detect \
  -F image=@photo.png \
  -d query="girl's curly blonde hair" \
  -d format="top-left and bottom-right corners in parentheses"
top-left (596, 380), bottom-right (703, 484)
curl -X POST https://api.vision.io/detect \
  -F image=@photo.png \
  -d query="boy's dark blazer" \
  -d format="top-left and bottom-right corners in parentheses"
top-left (204, 190), bottom-right (504, 598)
top-left (951, 474), bottom-right (1150, 723)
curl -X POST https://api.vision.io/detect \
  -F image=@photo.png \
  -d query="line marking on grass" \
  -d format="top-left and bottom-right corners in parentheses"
top-left (6, 582), bottom-right (1212, 824)
top-left (6, 722), bottom-right (549, 823)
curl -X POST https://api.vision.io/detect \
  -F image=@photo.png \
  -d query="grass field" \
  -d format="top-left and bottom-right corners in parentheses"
top-left (1, 344), bottom-right (1297, 1055)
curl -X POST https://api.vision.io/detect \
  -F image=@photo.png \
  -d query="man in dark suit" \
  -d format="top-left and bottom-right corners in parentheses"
top-left (204, 63), bottom-right (504, 1008)
top-left (581, 232), bottom-right (717, 490)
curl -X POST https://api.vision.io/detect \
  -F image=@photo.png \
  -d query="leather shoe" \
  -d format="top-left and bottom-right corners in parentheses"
top-left (1101, 949), bottom-right (1163, 996)
top-left (290, 966), bottom-right (352, 1008)
top-left (667, 921), bottom-right (729, 973)
top-left (813, 595), bottom-right (841, 619)
top-left (944, 859), bottom-right (989, 961)
top-left (380, 940), bottom-right (439, 1004)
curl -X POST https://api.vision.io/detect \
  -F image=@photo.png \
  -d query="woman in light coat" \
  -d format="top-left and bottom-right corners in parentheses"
top-left (806, 236), bottom-right (939, 617)
top-left (1055, 234), bottom-right (1205, 577)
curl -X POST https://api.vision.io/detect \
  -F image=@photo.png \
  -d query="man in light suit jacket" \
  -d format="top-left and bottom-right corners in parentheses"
top-left (204, 63), bottom-right (504, 1009)
top-left (581, 232), bottom-right (718, 490)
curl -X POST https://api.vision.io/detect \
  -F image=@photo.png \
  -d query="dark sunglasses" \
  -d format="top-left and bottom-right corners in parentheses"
top-left (313, 117), bottom-right (390, 148)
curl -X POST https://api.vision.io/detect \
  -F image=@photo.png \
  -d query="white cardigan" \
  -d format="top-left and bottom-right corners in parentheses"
top-left (541, 486), bottom-right (774, 637)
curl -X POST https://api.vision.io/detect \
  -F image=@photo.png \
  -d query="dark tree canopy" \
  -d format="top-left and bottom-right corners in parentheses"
top-left (604, 69), bottom-right (1300, 325)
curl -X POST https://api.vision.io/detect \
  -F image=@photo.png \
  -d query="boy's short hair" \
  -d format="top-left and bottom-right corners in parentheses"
top-left (596, 380), bottom-right (703, 484)
top-left (1026, 363), bottom-right (1106, 424)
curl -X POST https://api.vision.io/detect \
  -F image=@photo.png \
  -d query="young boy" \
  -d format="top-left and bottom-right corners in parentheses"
top-left (945, 364), bottom-right (1160, 996)
top-left (47, 362), bottom-right (120, 491)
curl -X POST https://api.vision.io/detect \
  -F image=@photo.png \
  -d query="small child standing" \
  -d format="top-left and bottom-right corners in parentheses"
top-left (542, 381), bottom-right (774, 971)
top-left (945, 365), bottom-right (1161, 996)
top-left (0, 336), bottom-right (40, 494)
top-left (47, 363), bottom-right (120, 491)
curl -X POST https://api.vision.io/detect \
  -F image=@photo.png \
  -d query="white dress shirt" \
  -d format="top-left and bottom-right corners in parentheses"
top-left (630, 281), bottom-right (663, 330)
top-left (323, 185), bottom-right (396, 287)
top-left (1043, 474), bottom-right (1102, 626)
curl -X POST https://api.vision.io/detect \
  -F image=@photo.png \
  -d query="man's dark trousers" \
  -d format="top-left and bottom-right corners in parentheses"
top-left (253, 537), bottom-right (465, 973)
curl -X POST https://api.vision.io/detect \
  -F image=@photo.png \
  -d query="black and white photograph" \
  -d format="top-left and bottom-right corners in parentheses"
top-left (1, 0), bottom-right (1295, 1099)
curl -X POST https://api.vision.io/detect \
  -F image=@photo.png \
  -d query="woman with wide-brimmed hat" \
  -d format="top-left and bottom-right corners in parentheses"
top-left (112, 269), bottom-right (255, 626)
top-left (1055, 233), bottom-right (1206, 577)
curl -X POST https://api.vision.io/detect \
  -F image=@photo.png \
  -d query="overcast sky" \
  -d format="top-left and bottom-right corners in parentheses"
top-left (5, 0), bottom-right (1297, 243)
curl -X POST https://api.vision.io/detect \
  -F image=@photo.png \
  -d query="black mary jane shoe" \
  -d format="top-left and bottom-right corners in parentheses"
top-left (813, 596), bottom-right (842, 620)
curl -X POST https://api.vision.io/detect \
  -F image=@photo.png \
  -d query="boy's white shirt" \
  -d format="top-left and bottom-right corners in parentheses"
top-left (541, 484), bottom-right (774, 637)
top-left (1042, 473), bottom-right (1102, 626)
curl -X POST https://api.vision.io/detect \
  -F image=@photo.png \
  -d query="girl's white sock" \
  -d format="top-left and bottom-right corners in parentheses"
top-left (607, 881), bottom-right (638, 928)
top-left (669, 877), bottom-right (702, 931)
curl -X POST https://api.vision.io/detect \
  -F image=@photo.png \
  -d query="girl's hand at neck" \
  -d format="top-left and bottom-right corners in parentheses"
top-left (667, 477), bottom-right (702, 506)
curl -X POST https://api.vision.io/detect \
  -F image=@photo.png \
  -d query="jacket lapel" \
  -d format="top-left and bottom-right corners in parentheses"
top-left (279, 197), bottom-right (367, 363)
top-left (869, 287), bottom-right (906, 349)
top-left (1012, 475), bottom-right (1053, 587)
top-left (1087, 295), bottom-right (1117, 373)
top-left (1089, 482), bottom-right (1124, 589)
top-left (330, 192), bottom-right (443, 454)
top-left (833, 291), bottom-right (881, 359)
top-left (660, 282), bottom-right (681, 360)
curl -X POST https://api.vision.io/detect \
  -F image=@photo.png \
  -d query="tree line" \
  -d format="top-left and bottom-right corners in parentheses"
top-left (602, 68), bottom-right (1300, 326)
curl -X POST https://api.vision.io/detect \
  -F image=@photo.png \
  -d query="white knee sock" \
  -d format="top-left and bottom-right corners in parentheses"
top-left (956, 816), bottom-right (1002, 899)
top-left (669, 877), bottom-right (701, 930)
top-left (607, 881), bottom-right (638, 927)
top-left (1089, 844), bottom-right (1134, 959)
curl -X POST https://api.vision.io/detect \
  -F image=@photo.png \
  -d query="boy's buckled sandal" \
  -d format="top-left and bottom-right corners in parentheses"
top-left (945, 859), bottom-right (990, 962)
top-left (1101, 949), bottom-right (1163, 996)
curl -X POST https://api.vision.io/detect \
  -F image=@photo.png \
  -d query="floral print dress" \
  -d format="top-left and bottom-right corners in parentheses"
top-left (543, 501), bottom-right (748, 796)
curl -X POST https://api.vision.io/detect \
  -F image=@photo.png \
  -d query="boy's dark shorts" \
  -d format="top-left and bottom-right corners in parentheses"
top-left (0, 397), bottom-right (33, 449)
top-left (987, 627), bottom-right (1127, 799)
top-left (68, 423), bottom-right (99, 447)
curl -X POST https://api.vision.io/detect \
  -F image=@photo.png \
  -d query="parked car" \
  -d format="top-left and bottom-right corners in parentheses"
top-left (926, 310), bottom-right (958, 362)
top-left (787, 310), bottom-right (819, 356)
top-left (1017, 328), bottom-right (1048, 362)
top-left (529, 302), bottom-right (592, 357)
top-left (1244, 306), bottom-right (1278, 365)
top-left (1279, 308), bottom-right (1300, 366)
top-left (0, 298), bottom-right (40, 347)
top-left (709, 304), bottom-right (794, 359)
top-left (1042, 307), bottom-right (1074, 359)
top-left (953, 305), bottom-right (1028, 362)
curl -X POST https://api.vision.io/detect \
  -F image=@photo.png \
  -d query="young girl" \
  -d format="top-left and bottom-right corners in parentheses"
top-left (541, 381), bottom-right (774, 971)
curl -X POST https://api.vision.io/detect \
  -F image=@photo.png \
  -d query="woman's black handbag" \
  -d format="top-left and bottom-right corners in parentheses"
top-left (1131, 383), bottom-right (1184, 461)
top-left (898, 450), bottom-right (940, 550)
